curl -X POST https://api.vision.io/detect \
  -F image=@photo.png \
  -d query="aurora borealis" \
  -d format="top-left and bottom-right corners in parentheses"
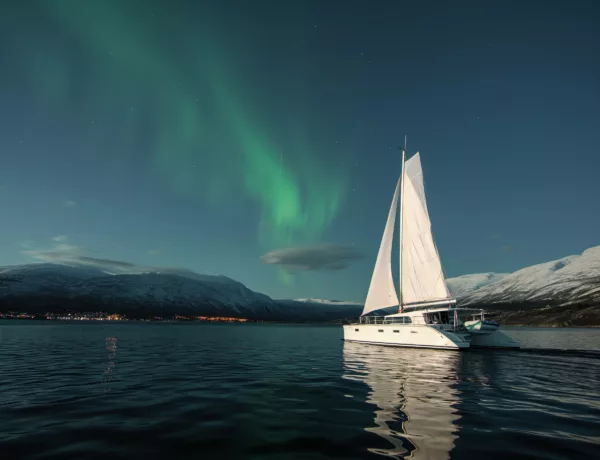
top-left (1, 1), bottom-right (599, 300)
top-left (13, 0), bottom-right (348, 248)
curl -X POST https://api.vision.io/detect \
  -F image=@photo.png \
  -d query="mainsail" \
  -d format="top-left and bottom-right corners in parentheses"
top-left (400, 153), bottom-right (451, 305)
top-left (361, 177), bottom-right (401, 316)
top-left (362, 151), bottom-right (451, 316)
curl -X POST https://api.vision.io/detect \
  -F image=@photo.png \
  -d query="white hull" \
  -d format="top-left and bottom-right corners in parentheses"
top-left (342, 323), bottom-right (520, 350)
top-left (343, 323), bottom-right (470, 350)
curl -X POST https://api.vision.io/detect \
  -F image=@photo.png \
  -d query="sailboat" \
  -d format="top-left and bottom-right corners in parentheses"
top-left (342, 146), bottom-right (520, 350)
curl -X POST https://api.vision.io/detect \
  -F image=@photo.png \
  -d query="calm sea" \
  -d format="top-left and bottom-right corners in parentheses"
top-left (1, 321), bottom-right (599, 459)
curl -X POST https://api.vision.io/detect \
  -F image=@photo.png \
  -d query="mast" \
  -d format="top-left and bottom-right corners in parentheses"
top-left (398, 136), bottom-right (407, 312)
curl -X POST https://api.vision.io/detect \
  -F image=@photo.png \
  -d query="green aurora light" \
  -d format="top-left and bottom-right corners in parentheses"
top-left (9, 1), bottom-right (350, 282)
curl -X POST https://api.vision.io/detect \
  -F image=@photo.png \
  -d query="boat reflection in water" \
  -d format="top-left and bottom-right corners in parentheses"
top-left (343, 342), bottom-right (462, 459)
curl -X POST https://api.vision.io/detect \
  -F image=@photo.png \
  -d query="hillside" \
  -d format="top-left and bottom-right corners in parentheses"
top-left (1, 245), bottom-right (599, 325)
top-left (448, 246), bottom-right (600, 308)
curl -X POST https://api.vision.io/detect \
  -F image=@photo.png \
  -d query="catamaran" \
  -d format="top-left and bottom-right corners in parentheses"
top-left (343, 146), bottom-right (519, 350)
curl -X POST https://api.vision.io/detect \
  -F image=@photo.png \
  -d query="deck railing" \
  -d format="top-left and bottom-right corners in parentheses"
top-left (356, 316), bottom-right (466, 331)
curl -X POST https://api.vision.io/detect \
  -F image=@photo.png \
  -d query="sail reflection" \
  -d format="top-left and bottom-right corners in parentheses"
top-left (343, 342), bottom-right (462, 459)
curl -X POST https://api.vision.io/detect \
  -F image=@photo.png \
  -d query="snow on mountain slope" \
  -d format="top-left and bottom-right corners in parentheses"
top-left (3, 244), bottom-right (599, 320)
top-left (446, 273), bottom-right (508, 299)
top-left (288, 246), bottom-right (599, 311)
top-left (0, 263), bottom-right (281, 318)
top-left (292, 298), bottom-right (362, 305)
top-left (459, 246), bottom-right (600, 306)
top-left (0, 263), bottom-right (110, 280)
top-left (79, 273), bottom-right (272, 307)
top-left (0, 263), bottom-right (360, 320)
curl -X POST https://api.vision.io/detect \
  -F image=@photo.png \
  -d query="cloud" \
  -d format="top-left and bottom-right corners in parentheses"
top-left (21, 237), bottom-right (208, 280)
top-left (24, 240), bottom-right (83, 265)
top-left (63, 199), bottom-right (76, 207)
top-left (261, 243), bottom-right (363, 271)
top-left (24, 244), bottom-right (139, 274)
top-left (66, 255), bottom-right (139, 271)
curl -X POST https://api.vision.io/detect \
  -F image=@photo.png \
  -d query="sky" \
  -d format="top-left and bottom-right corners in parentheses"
top-left (0, 0), bottom-right (598, 301)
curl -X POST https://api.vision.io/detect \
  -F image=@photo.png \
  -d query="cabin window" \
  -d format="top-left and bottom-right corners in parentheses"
top-left (393, 330), bottom-right (400, 333)
top-left (355, 328), bottom-right (359, 332)
top-left (404, 317), bottom-right (412, 324)
top-left (378, 329), bottom-right (384, 332)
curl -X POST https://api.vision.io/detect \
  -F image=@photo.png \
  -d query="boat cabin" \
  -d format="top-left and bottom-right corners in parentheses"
top-left (358, 307), bottom-right (485, 330)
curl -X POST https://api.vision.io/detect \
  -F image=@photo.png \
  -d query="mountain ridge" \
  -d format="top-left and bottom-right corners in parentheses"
top-left (0, 262), bottom-right (361, 321)
top-left (1, 244), bottom-right (599, 324)
top-left (451, 245), bottom-right (600, 307)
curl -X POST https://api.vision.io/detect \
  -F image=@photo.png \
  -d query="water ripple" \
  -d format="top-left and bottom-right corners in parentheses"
top-left (0, 321), bottom-right (599, 459)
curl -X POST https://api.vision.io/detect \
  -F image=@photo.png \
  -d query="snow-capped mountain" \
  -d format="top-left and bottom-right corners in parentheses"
top-left (446, 272), bottom-right (508, 299)
top-left (448, 246), bottom-right (600, 307)
top-left (0, 263), bottom-right (111, 281)
top-left (0, 263), bottom-right (285, 319)
top-left (291, 245), bottom-right (600, 312)
top-left (2, 244), bottom-right (599, 322)
top-left (292, 298), bottom-right (362, 305)
top-left (0, 263), bottom-right (362, 321)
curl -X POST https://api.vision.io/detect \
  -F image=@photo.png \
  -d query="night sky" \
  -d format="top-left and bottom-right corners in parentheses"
top-left (1, 0), bottom-right (598, 301)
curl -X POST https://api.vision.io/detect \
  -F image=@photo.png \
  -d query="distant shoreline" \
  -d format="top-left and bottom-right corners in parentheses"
top-left (2, 262), bottom-right (598, 326)
top-left (1, 316), bottom-right (599, 328)
top-left (1, 297), bottom-right (598, 327)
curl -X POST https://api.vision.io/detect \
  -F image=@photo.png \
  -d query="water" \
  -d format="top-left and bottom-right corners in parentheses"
top-left (0, 322), bottom-right (599, 459)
